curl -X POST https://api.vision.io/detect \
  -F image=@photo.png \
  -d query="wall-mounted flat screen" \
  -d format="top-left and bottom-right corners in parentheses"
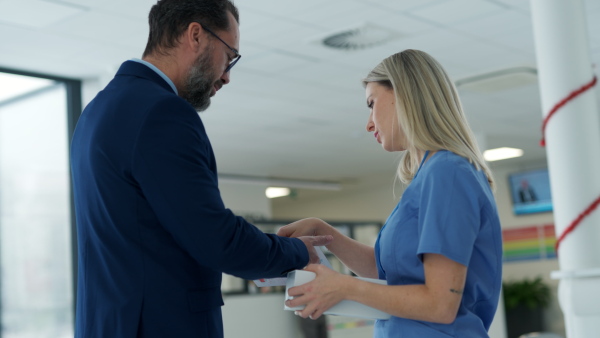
top-left (508, 168), bottom-right (553, 215)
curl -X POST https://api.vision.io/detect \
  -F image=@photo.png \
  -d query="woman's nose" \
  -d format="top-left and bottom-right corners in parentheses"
top-left (366, 118), bottom-right (374, 132)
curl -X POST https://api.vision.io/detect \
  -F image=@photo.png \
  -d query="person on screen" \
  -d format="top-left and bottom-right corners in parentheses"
top-left (518, 179), bottom-right (538, 203)
top-left (278, 49), bottom-right (503, 337)
top-left (70, 1), bottom-right (332, 337)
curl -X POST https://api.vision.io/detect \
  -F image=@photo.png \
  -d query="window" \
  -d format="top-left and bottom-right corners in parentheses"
top-left (0, 69), bottom-right (80, 338)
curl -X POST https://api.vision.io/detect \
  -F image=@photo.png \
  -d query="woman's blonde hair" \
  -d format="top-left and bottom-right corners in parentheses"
top-left (363, 49), bottom-right (495, 190)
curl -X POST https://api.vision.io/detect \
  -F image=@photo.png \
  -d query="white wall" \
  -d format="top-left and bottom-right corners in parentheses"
top-left (218, 182), bottom-right (272, 220)
top-left (222, 294), bottom-right (302, 338)
top-left (490, 161), bottom-right (564, 336)
top-left (272, 171), bottom-right (401, 223)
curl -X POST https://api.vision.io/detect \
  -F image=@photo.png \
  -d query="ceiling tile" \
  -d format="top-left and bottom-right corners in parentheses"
top-left (237, 8), bottom-right (280, 31)
top-left (50, 0), bottom-right (155, 20)
top-left (282, 62), bottom-right (369, 91)
top-left (50, 11), bottom-right (148, 49)
top-left (409, 0), bottom-right (505, 25)
top-left (0, 23), bottom-right (109, 61)
top-left (237, 50), bottom-right (318, 74)
top-left (2, 0), bottom-right (597, 182)
top-left (487, 26), bottom-right (536, 56)
top-left (236, 0), bottom-right (323, 18)
top-left (289, 0), bottom-right (392, 31)
top-left (452, 9), bottom-right (531, 39)
top-left (361, 0), bottom-right (448, 12)
top-left (492, 0), bottom-right (531, 12)
top-left (437, 40), bottom-right (531, 75)
top-left (241, 17), bottom-right (324, 48)
top-left (0, 0), bottom-right (85, 28)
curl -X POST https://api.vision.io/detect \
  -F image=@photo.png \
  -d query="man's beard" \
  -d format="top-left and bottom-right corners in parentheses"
top-left (181, 52), bottom-right (219, 112)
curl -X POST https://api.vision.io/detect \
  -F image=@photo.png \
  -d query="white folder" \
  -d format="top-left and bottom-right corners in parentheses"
top-left (284, 269), bottom-right (391, 320)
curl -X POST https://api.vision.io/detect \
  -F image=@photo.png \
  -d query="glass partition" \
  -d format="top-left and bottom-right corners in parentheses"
top-left (0, 71), bottom-right (77, 338)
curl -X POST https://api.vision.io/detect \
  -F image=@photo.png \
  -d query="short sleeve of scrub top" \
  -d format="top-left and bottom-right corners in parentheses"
top-left (416, 153), bottom-right (484, 265)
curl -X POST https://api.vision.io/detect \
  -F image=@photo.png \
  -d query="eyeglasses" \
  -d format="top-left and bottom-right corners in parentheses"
top-left (197, 22), bottom-right (241, 73)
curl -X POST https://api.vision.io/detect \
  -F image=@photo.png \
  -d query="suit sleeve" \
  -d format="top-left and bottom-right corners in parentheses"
top-left (131, 97), bottom-right (308, 279)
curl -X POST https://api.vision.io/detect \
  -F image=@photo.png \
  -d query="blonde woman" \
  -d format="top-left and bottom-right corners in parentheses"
top-left (278, 49), bottom-right (502, 337)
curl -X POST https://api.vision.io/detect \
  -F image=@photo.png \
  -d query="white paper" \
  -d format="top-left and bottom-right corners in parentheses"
top-left (253, 276), bottom-right (288, 287)
top-left (253, 246), bottom-right (332, 287)
top-left (284, 270), bottom-right (391, 320)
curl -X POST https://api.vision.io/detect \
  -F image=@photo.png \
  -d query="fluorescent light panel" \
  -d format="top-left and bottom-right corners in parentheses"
top-left (219, 174), bottom-right (341, 191)
top-left (483, 147), bottom-right (523, 161)
top-left (265, 187), bottom-right (291, 199)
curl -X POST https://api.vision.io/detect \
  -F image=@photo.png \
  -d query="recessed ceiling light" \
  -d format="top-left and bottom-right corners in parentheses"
top-left (483, 147), bottom-right (524, 161)
top-left (265, 187), bottom-right (291, 199)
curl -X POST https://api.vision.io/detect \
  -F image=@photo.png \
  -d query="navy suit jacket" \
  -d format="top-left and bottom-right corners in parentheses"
top-left (70, 61), bottom-right (309, 337)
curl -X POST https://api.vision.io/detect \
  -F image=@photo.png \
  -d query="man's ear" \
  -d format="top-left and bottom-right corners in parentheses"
top-left (184, 22), bottom-right (205, 53)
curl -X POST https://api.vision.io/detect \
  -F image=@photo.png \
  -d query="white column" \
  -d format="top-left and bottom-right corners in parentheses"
top-left (530, 0), bottom-right (600, 337)
top-left (473, 132), bottom-right (508, 338)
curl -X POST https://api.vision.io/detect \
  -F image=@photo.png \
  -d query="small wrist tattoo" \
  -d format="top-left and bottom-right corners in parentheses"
top-left (450, 288), bottom-right (463, 295)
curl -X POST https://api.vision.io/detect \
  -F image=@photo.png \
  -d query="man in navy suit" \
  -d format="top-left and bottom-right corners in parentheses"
top-left (70, 1), bottom-right (332, 337)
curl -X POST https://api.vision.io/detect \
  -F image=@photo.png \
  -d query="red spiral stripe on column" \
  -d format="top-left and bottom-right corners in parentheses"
top-left (539, 74), bottom-right (599, 254)
top-left (540, 75), bottom-right (597, 147)
top-left (555, 196), bottom-right (600, 252)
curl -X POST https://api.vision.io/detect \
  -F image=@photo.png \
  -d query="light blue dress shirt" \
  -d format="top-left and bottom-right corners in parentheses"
top-left (130, 58), bottom-right (178, 94)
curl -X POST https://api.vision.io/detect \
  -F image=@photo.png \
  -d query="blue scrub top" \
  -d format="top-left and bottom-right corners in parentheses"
top-left (374, 150), bottom-right (503, 337)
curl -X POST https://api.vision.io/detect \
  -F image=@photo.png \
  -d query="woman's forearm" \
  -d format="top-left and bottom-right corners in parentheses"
top-left (277, 218), bottom-right (379, 278)
top-left (312, 219), bottom-right (378, 278)
top-left (289, 256), bottom-right (463, 324)
top-left (345, 279), bottom-right (458, 323)
top-left (348, 253), bottom-right (466, 323)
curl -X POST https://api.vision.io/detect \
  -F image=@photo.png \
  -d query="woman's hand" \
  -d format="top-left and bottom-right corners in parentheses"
top-left (277, 218), bottom-right (333, 264)
top-left (277, 218), bottom-right (329, 238)
top-left (285, 264), bottom-right (352, 319)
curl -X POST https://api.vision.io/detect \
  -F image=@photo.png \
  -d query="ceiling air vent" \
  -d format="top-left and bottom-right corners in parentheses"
top-left (320, 23), bottom-right (401, 50)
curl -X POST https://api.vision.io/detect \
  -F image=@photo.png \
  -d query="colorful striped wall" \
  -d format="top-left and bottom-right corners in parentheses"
top-left (327, 319), bottom-right (375, 331)
top-left (502, 224), bottom-right (557, 262)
